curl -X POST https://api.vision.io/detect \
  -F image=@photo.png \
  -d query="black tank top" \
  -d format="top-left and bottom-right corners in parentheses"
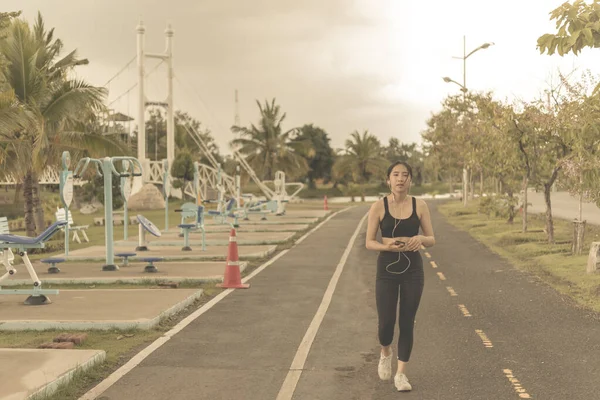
top-left (379, 196), bottom-right (420, 238)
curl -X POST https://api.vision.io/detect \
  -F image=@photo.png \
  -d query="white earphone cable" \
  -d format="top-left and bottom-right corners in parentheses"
top-left (385, 195), bottom-right (411, 275)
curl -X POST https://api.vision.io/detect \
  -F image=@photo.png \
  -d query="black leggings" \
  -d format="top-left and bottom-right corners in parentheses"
top-left (376, 251), bottom-right (424, 362)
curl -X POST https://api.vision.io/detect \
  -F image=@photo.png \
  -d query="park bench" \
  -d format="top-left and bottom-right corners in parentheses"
top-left (0, 217), bottom-right (15, 265)
top-left (55, 208), bottom-right (90, 243)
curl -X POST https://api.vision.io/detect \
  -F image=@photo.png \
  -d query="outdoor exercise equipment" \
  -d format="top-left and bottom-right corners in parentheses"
top-left (59, 151), bottom-right (74, 255)
top-left (175, 202), bottom-right (206, 251)
top-left (41, 257), bottom-right (66, 274)
top-left (139, 256), bottom-right (163, 273)
top-left (73, 156), bottom-right (143, 271)
top-left (136, 214), bottom-right (162, 251)
top-left (163, 159), bottom-right (171, 232)
top-left (120, 162), bottom-right (133, 240)
top-left (0, 220), bottom-right (67, 305)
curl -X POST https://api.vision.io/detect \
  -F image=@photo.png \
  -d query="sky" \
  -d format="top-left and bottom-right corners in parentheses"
top-left (4, 0), bottom-right (600, 155)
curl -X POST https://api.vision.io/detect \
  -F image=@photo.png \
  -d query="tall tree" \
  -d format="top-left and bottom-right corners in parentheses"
top-left (474, 93), bottom-right (523, 223)
top-left (554, 72), bottom-right (600, 217)
top-left (0, 13), bottom-right (125, 235)
top-left (421, 105), bottom-right (464, 191)
top-left (0, 11), bottom-right (24, 162)
top-left (293, 124), bottom-right (334, 189)
top-left (230, 98), bottom-right (308, 180)
top-left (332, 130), bottom-right (388, 184)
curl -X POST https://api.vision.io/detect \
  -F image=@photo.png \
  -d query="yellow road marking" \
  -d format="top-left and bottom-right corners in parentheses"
top-left (458, 304), bottom-right (472, 317)
top-left (430, 261), bottom-right (438, 268)
top-left (502, 369), bottom-right (532, 398)
top-left (446, 286), bottom-right (458, 296)
top-left (437, 272), bottom-right (446, 281)
top-left (475, 329), bottom-right (493, 348)
top-left (424, 252), bottom-right (431, 258)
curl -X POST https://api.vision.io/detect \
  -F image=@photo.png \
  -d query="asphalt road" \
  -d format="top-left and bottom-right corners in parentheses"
top-left (524, 189), bottom-right (600, 225)
top-left (92, 201), bottom-right (600, 400)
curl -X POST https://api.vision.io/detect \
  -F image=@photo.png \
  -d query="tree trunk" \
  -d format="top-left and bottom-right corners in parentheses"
top-left (578, 168), bottom-right (583, 222)
top-left (543, 182), bottom-right (555, 244)
top-left (521, 175), bottom-right (528, 233)
top-left (480, 169), bottom-right (484, 197)
top-left (543, 168), bottom-right (560, 244)
top-left (448, 173), bottom-right (453, 193)
top-left (507, 187), bottom-right (515, 224)
top-left (572, 220), bottom-right (586, 255)
top-left (23, 171), bottom-right (36, 236)
top-left (469, 168), bottom-right (474, 200)
top-left (31, 173), bottom-right (46, 233)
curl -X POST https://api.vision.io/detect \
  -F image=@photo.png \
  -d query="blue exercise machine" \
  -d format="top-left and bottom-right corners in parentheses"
top-left (73, 156), bottom-right (143, 271)
top-left (0, 220), bottom-right (67, 305)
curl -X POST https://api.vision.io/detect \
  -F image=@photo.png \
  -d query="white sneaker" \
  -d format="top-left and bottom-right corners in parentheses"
top-left (378, 352), bottom-right (392, 380)
top-left (394, 373), bottom-right (412, 392)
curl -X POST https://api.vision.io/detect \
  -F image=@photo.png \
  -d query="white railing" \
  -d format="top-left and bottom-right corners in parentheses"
top-left (148, 160), bottom-right (236, 201)
top-left (0, 166), bottom-right (87, 186)
top-left (146, 161), bottom-right (165, 184)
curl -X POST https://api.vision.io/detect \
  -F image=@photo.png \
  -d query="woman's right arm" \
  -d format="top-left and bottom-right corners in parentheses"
top-left (366, 202), bottom-right (390, 251)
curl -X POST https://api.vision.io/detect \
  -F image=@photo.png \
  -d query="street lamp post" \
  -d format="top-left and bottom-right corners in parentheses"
top-left (442, 35), bottom-right (494, 207)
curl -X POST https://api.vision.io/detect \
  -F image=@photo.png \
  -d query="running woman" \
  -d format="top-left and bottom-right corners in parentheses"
top-left (365, 161), bottom-right (435, 392)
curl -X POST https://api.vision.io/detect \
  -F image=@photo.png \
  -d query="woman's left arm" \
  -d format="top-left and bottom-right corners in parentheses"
top-left (418, 200), bottom-right (435, 248)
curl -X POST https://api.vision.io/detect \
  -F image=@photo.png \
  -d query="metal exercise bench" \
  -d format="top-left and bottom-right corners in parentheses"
top-left (175, 203), bottom-right (206, 251)
top-left (0, 220), bottom-right (67, 305)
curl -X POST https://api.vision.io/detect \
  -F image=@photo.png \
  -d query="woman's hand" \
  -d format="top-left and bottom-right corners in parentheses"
top-left (403, 236), bottom-right (423, 252)
top-left (386, 240), bottom-right (406, 252)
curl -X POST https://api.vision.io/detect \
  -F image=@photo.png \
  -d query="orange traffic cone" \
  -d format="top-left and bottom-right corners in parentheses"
top-left (216, 228), bottom-right (250, 289)
top-left (324, 195), bottom-right (329, 211)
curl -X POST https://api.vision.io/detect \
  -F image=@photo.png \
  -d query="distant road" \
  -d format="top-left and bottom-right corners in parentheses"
top-left (525, 189), bottom-right (600, 225)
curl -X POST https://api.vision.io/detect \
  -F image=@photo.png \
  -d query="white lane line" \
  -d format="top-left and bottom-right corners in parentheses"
top-left (78, 207), bottom-right (353, 400)
top-left (276, 212), bottom-right (368, 400)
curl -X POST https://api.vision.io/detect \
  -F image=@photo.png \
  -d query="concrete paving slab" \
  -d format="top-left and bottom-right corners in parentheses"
top-left (201, 223), bottom-right (309, 232)
top-left (0, 348), bottom-right (105, 400)
top-left (1, 261), bottom-right (247, 285)
top-left (51, 244), bottom-right (277, 261)
top-left (203, 217), bottom-right (317, 225)
top-left (0, 288), bottom-right (204, 331)
top-left (116, 231), bottom-right (295, 247)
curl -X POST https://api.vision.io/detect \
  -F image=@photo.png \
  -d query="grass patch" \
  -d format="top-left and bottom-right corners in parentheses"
top-left (438, 199), bottom-right (600, 314)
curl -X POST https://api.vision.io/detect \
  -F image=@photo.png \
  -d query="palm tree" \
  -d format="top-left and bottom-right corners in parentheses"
top-left (230, 98), bottom-right (309, 181)
top-left (332, 130), bottom-right (388, 184)
top-left (0, 12), bottom-right (25, 159)
top-left (0, 13), bottom-right (127, 235)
